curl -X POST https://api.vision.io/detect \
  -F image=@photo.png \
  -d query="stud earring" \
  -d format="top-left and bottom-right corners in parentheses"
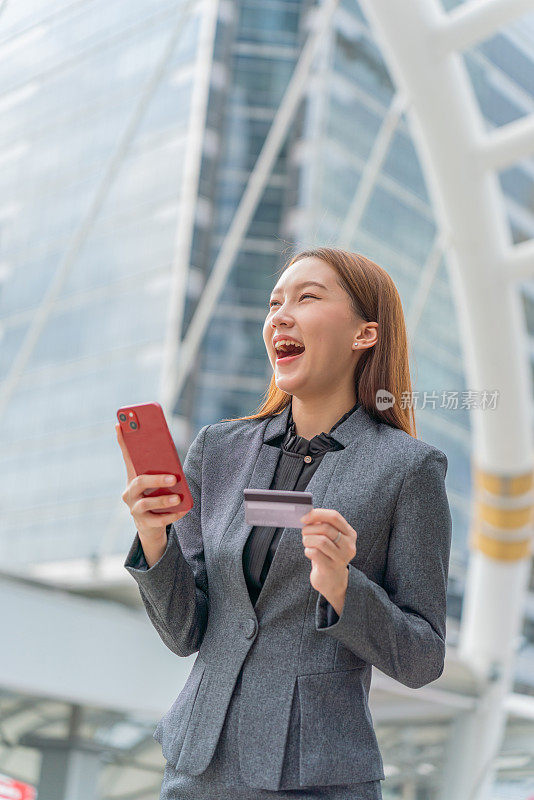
top-left (353, 342), bottom-right (358, 348)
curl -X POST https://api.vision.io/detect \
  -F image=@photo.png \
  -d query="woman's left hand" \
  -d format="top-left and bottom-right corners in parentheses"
top-left (300, 508), bottom-right (357, 616)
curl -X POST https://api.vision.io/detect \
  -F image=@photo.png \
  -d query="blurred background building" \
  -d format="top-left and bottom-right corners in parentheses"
top-left (0, 0), bottom-right (533, 798)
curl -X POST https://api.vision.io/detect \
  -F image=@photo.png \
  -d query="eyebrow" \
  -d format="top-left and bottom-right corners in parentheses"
top-left (270, 280), bottom-right (329, 297)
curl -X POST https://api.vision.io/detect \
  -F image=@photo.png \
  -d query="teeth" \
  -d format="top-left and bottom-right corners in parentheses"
top-left (274, 339), bottom-right (304, 350)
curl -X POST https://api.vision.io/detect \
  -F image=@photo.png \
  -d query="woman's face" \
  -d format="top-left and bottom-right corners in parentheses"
top-left (263, 257), bottom-right (362, 399)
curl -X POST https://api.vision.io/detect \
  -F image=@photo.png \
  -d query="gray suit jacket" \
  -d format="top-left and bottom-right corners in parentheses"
top-left (124, 402), bottom-right (452, 790)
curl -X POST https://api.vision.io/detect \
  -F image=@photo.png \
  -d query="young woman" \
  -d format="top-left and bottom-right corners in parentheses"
top-left (118, 247), bottom-right (452, 800)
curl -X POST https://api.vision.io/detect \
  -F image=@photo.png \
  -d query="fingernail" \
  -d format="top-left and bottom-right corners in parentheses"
top-left (165, 475), bottom-right (175, 483)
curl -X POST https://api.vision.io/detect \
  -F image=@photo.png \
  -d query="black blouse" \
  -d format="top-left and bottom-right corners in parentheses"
top-left (243, 399), bottom-right (360, 624)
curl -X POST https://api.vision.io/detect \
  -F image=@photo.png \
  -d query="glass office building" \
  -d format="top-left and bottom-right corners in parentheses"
top-left (0, 0), bottom-right (533, 796)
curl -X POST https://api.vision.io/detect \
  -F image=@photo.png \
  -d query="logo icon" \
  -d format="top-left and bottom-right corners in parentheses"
top-left (376, 389), bottom-right (395, 410)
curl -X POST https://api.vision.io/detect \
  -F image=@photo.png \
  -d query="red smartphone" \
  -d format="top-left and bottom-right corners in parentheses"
top-left (116, 401), bottom-right (194, 516)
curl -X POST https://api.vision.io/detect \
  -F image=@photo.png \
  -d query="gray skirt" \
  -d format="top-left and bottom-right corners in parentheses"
top-left (160, 673), bottom-right (383, 800)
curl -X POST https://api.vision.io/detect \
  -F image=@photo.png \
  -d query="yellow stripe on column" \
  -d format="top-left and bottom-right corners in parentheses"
top-left (476, 502), bottom-right (533, 528)
top-left (471, 529), bottom-right (532, 561)
top-left (474, 468), bottom-right (533, 496)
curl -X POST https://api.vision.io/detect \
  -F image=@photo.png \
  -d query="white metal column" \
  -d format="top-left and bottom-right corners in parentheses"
top-left (357, 1), bottom-right (534, 799)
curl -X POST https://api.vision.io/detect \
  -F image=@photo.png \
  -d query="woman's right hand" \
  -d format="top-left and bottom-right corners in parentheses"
top-left (115, 422), bottom-right (189, 541)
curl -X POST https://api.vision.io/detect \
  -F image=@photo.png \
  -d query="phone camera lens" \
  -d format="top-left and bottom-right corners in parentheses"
top-left (129, 421), bottom-right (138, 430)
top-left (118, 413), bottom-right (127, 421)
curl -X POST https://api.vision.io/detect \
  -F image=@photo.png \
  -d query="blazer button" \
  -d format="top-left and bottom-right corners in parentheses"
top-left (304, 455), bottom-right (312, 463)
top-left (244, 618), bottom-right (257, 639)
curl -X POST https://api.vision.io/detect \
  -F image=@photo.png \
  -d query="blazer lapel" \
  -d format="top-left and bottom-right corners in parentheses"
top-left (216, 405), bottom-right (290, 605)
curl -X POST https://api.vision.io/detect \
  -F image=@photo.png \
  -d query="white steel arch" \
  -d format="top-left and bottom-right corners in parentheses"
top-left (356, 1), bottom-right (534, 799)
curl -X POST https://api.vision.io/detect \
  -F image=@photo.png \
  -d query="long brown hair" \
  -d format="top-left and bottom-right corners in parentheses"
top-left (221, 247), bottom-right (417, 437)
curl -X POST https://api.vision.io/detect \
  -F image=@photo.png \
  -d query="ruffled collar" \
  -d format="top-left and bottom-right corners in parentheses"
top-left (282, 428), bottom-right (338, 456)
top-left (281, 400), bottom-right (360, 456)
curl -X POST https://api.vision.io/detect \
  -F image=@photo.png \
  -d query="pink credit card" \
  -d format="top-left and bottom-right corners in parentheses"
top-left (244, 488), bottom-right (313, 528)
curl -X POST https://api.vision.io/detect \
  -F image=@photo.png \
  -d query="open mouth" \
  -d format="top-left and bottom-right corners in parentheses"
top-left (276, 345), bottom-right (305, 362)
